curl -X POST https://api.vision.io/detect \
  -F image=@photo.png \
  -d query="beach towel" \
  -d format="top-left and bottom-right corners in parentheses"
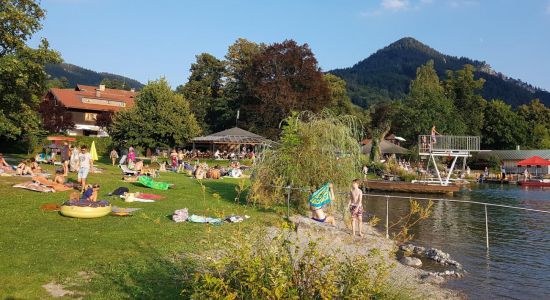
top-left (135, 192), bottom-right (165, 200)
top-left (308, 182), bottom-right (332, 208)
top-left (121, 193), bottom-right (155, 203)
top-left (188, 214), bottom-right (223, 224)
top-left (111, 206), bottom-right (141, 216)
top-left (13, 181), bottom-right (54, 193)
top-left (225, 215), bottom-right (250, 223)
top-left (137, 176), bottom-right (170, 190)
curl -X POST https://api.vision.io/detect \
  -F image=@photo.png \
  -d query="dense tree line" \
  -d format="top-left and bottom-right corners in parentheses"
top-left (176, 38), bottom-right (366, 139)
top-left (386, 61), bottom-right (550, 150)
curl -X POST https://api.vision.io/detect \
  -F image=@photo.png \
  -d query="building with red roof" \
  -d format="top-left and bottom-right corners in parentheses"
top-left (41, 84), bottom-right (136, 136)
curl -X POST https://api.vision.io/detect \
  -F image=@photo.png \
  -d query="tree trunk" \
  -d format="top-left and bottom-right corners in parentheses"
top-left (370, 126), bottom-right (391, 163)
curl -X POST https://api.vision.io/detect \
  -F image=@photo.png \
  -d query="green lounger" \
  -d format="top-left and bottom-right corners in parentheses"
top-left (137, 176), bottom-right (170, 190)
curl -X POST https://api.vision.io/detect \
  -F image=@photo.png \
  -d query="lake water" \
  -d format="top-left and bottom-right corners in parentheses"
top-left (363, 184), bottom-right (550, 300)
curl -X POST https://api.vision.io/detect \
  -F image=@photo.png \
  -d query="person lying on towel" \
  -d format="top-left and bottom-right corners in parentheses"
top-left (54, 169), bottom-right (66, 184)
top-left (81, 184), bottom-right (100, 201)
top-left (309, 182), bottom-right (336, 225)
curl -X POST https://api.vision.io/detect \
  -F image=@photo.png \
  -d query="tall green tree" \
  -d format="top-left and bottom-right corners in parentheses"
top-left (481, 100), bottom-right (528, 149)
top-left (177, 53), bottom-right (225, 133)
top-left (517, 99), bottom-right (550, 148)
top-left (398, 60), bottom-right (465, 142)
top-left (109, 78), bottom-right (201, 149)
top-left (443, 64), bottom-right (487, 136)
top-left (324, 73), bottom-right (369, 126)
top-left (0, 0), bottom-right (61, 146)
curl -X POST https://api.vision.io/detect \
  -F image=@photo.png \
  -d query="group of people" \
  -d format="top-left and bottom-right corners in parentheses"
top-left (213, 148), bottom-right (255, 161)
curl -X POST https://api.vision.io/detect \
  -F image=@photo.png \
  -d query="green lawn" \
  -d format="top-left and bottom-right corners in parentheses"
top-left (0, 158), bottom-right (281, 299)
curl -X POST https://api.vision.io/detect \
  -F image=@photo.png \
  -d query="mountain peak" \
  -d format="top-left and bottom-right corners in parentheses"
top-left (329, 37), bottom-right (550, 108)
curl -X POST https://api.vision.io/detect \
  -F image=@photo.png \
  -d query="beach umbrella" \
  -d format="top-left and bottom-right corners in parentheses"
top-left (90, 141), bottom-right (99, 161)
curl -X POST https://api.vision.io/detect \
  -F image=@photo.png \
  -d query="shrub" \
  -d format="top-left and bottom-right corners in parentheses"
top-left (184, 229), bottom-right (399, 300)
top-left (249, 111), bottom-right (363, 212)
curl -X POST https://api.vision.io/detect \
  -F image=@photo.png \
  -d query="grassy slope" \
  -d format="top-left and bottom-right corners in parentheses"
top-left (0, 158), bottom-right (281, 299)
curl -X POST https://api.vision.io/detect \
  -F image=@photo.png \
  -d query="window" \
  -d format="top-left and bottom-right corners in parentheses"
top-left (84, 113), bottom-right (97, 121)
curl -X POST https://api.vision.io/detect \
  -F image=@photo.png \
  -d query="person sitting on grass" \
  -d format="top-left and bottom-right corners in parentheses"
top-left (0, 153), bottom-right (13, 173)
top-left (309, 183), bottom-right (336, 225)
top-left (348, 179), bottom-right (364, 237)
top-left (16, 160), bottom-right (34, 176)
top-left (134, 160), bottom-right (144, 173)
top-left (30, 158), bottom-right (42, 173)
top-left (53, 169), bottom-right (66, 184)
top-left (81, 184), bottom-right (100, 202)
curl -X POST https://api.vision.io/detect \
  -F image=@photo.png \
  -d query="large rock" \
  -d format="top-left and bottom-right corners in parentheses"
top-left (400, 256), bottom-right (422, 267)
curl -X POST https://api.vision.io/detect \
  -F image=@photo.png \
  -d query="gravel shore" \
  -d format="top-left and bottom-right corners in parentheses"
top-left (278, 215), bottom-right (465, 300)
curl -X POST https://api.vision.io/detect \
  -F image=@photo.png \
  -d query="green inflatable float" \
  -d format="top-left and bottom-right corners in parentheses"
top-left (138, 176), bottom-right (170, 190)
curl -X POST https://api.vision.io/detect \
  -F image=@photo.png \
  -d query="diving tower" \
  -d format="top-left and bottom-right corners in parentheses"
top-left (418, 135), bottom-right (480, 186)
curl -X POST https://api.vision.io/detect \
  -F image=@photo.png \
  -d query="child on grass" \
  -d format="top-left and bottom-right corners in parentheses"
top-left (348, 179), bottom-right (364, 237)
top-left (81, 184), bottom-right (100, 202)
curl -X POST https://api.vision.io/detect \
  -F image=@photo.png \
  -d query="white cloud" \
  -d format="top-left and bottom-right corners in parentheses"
top-left (546, 2), bottom-right (550, 15)
top-left (361, 0), bottom-right (433, 18)
top-left (382, 0), bottom-right (410, 10)
top-left (448, 0), bottom-right (479, 8)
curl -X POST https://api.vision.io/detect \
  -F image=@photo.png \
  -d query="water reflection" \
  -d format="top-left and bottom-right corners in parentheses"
top-left (363, 185), bottom-right (550, 300)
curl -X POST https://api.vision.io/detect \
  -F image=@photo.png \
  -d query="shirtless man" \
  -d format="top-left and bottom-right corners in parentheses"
top-left (348, 179), bottom-right (364, 237)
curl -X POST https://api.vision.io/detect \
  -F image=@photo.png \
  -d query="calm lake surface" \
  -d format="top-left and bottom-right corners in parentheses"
top-left (363, 184), bottom-right (550, 300)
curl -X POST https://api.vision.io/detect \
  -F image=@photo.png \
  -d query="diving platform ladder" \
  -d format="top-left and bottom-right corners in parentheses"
top-left (418, 135), bottom-right (480, 186)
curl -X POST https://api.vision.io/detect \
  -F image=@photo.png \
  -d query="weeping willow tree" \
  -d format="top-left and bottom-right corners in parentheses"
top-left (249, 110), bottom-right (363, 212)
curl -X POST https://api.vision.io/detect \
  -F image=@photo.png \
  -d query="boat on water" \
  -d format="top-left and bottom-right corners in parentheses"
top-left (364, 180), bottom-right (460, 195)
top-left (518, 180), bottom-right (550, 187)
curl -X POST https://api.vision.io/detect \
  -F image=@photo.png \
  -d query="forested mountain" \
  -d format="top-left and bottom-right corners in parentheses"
top-left (45, 63), bottom-right (144, 90)
top-left (330, 37), bottom-right (550, 108)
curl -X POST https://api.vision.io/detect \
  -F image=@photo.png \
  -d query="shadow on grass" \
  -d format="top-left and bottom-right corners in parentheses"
top-left (89, 243), bottom-right (196, 299)
top-left (201, 180), bottom-right (248, 205)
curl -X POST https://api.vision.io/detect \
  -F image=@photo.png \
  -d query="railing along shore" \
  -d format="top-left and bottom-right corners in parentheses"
top-left (267, 184), bottom-right (550, 251)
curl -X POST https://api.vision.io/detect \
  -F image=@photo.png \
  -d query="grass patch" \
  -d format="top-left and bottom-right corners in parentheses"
top-left (0, 157), bottom-right (280, 299)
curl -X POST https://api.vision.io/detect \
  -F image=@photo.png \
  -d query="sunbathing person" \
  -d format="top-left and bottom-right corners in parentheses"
top-left (30, 158), bottom-right (42, 173)
top-left (0, 153), bottom-right (14, 173)
top-left (53, 170), bottom-right (66, 184)
top-left (16, 160), bottom-right (34, 176)
top-left (194, 164), bottom-right (207, 179)
top-left (134, 160), bottom-right (144, 172)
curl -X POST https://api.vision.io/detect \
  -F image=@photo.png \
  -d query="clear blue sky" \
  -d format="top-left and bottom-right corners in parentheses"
top-left (32, 0), bottom-right (550, 90)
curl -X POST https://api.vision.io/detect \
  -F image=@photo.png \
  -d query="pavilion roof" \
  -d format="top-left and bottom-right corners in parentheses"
top-left (191, 127), bottom-right (270, 144)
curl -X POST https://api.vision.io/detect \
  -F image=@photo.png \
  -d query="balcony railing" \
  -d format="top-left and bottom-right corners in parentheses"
top-left (418, 135), bottom-right (480, 153)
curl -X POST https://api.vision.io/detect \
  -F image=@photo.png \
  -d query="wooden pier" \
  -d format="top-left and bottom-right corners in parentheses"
top-left (364, 180), bottom-right (460, 195)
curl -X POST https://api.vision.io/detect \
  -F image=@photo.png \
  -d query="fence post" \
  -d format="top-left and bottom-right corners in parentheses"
top-left (385, 195), bottom-right (389, 239)
top-left (485, 204), bottom-right (489, 250)
top-left (286, 184), bottom-right (292, 219)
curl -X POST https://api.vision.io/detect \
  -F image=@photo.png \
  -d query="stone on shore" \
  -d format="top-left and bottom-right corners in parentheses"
top-left (400, 256), bottom-right (423, 267)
